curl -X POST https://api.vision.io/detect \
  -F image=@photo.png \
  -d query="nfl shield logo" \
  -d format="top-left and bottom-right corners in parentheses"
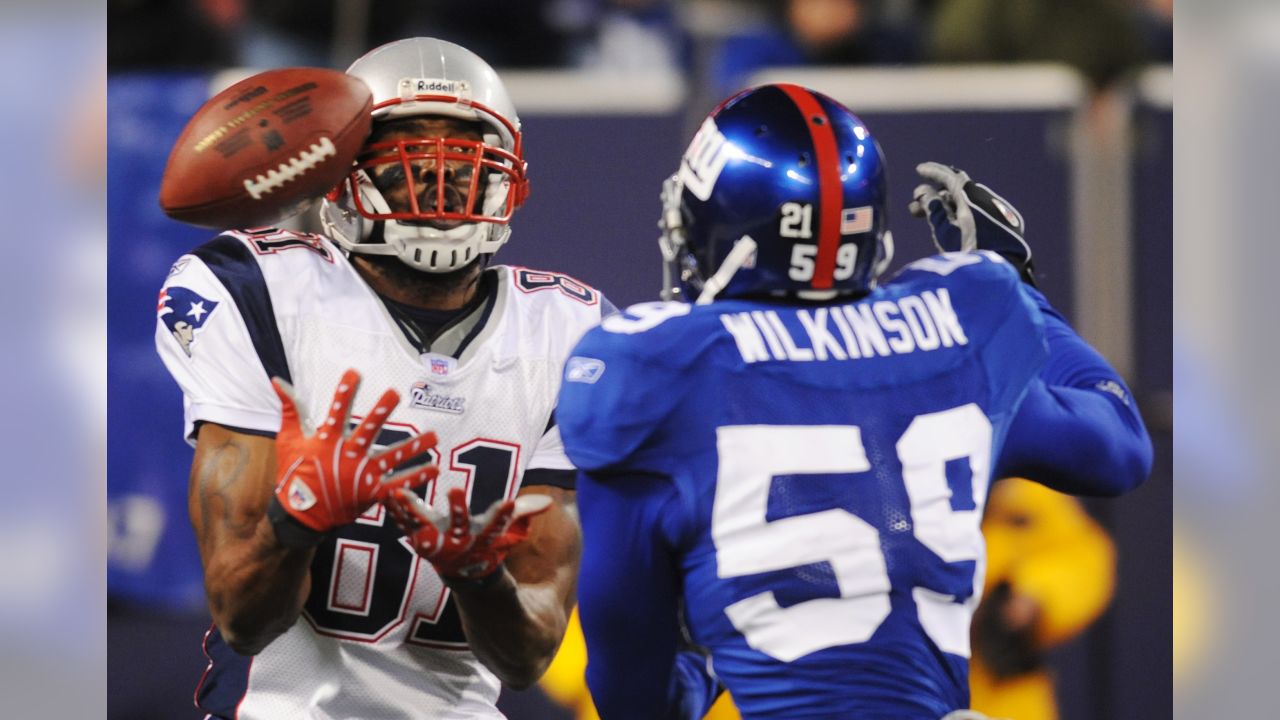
top-left (287, 478), bottom-right (317, 511)
top-left (430, 358), bottom-right (449, 376)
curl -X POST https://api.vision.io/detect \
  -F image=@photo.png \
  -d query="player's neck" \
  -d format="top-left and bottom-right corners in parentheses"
top-left (351, 254), bottom-right (483, 310)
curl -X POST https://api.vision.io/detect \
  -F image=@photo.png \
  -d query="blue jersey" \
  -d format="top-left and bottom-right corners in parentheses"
top-left (558, 252), bottom-right (1149, 719)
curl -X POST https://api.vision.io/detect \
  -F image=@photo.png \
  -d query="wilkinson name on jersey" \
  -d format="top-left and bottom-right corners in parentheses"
top-left (720, 289), bottom-right (968, 363)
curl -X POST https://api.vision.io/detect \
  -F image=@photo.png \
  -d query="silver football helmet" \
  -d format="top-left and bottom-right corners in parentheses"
top-left (320, 37), bottom-right (529, 272)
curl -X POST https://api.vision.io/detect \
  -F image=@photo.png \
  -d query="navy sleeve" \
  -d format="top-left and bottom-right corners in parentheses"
top-left (191, 234), bottom-right (291, 383)
top-left (577, 470), bottom-right (718, 720)
top-left (996, 285), bottom-right (1153, 496)
top-left (520, 468), bottom-right (576, 490)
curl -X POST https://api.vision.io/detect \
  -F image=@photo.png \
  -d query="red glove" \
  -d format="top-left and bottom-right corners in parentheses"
top-left (385, 486), bottom-right (553, 580)
top-left (268, 368), bottom-right (439, 548)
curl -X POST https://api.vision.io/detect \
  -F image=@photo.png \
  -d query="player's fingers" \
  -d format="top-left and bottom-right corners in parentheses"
top-left (271, 377), bottom-right (296, 421)
top-left (486, 507), bottom-right (543, 556)
top-left (503, 500), bottom-right (544, 539)
top-left (916, 161), bottom-right (968, 181)
top-left (333, 369), bottom-right (363, 434)
top-left (948, 194), bottom-right (979, 252)
top-left (445, 487), bottom-right (474, 537)
top-left (349, 387), bottom-right (400, 449)
top-left (385, 487), bottom-right (427, 529)
top-left (320, 369), bottom-right (361, 441)
top-left (408, 523), bottom-right (446, 557)
top-left (272, 377), bottom-right (307, 438)
top-left (385, 497), bottom-right (411, 530)
top-left (475, 499), bottom-right (517, 542)
top-left (911, 182), bottom-right (938, 199)
top-left (512, 493), bottom-right (553, 520)
top-left (915, 161), bottom-right (953, 185)
top-left (377, 463), bottom-right (439, 502)
top-left (489, 519), bottom-right (533, 552)
top-left (404, 512), bottom-right (450, 558)
top-left (909, 183), bottom-right (941, 218)
top-left (928, 192), bottom-right (954, 227)
top-left (385, 486), bottom-right (414, 513)
top-left (917, 162), bottom-right (972, 200)
top-left (370, 430), bottom-right (438, 469)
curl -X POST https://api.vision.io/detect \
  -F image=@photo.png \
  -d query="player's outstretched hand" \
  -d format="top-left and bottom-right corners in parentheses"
top-left (908, 162), bottom-right (1036, 285)
top-left (386, 487), bottom-right (553, 582)
top-left (267, 368), bottom-right (439, 548)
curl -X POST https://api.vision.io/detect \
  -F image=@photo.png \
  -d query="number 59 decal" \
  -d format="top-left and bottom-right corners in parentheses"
top-left (713, 405), bottom-right (991, 661)
top-left (788, 244), bottom-right (859, 282)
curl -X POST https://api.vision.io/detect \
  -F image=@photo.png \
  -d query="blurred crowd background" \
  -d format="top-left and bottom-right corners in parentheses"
top-left (102, 1), bottom-right (1185, 720)
top-left (109, 0), bottom-right (1172, 93)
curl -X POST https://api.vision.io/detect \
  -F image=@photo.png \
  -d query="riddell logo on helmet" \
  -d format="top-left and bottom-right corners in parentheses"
top-left (406, 78), bottom-right (465, 94)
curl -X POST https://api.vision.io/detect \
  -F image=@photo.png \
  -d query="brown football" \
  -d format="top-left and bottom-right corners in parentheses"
top-left (159, 67), bottom-right (372, 229)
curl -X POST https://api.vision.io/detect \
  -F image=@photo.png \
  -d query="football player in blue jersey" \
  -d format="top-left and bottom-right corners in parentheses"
top-left (555, 83), bottom-right (1152, 720)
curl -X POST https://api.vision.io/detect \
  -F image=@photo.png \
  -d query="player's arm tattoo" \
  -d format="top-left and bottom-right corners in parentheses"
top-left (193, 435), bottom-right (258, 543)
top-left (187, 423), bottom-right (314, 654)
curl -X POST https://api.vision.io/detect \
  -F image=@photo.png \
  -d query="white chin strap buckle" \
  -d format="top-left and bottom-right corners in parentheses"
top-left (696, 235), bottom-right (758, 305)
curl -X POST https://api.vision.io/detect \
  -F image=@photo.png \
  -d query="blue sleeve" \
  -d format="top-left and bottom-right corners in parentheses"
top-left (558, 328), bottom-right (684, 472)
top-left (577, 470), bottom-right (720, 720)
top-left (973, 262), bottom-right (1049, 414)
top-left (995, 285), bottom-right (1153, 496)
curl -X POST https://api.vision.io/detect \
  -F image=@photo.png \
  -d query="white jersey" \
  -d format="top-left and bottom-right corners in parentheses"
top-left (154, 228), bottom-right (609, 720)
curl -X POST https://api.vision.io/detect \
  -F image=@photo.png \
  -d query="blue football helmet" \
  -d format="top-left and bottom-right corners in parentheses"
top-left (660, 84), bottom-right (893, 303)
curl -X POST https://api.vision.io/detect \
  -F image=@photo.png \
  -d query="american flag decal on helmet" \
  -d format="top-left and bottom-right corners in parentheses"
top-left (841, 207), bottom-right (874, 235)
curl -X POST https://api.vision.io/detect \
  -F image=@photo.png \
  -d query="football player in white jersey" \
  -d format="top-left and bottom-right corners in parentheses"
top-left (154, 37), bottom-right (613, 719)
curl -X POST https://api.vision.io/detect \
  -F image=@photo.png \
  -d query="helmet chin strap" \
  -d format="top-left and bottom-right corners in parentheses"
top-left (871, 230), bottom-right (895, 283)
top-left (696, 235), bottom-right (758, 305)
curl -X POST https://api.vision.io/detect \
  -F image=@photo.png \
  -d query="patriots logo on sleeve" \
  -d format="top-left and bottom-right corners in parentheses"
top-left (157, 286), bottom-right (219, 357)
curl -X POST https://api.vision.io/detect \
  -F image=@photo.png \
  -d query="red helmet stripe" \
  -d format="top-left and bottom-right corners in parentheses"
top-left (777, 84), bottom-right (840, 290)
